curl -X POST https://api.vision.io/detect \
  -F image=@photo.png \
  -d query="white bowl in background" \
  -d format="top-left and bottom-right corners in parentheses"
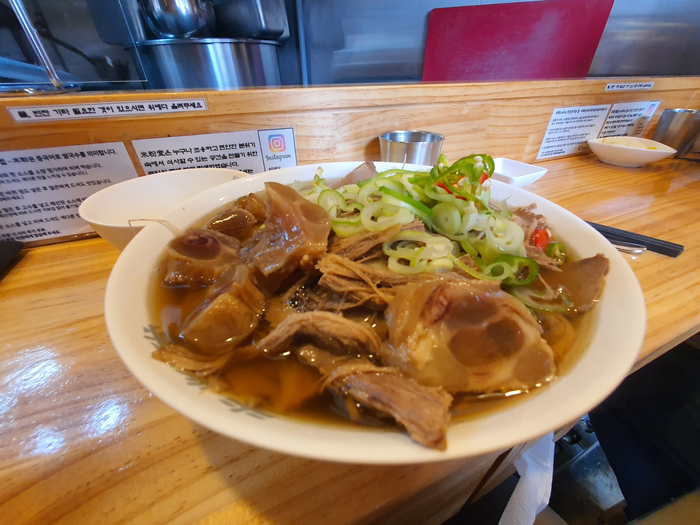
top-left (588, 137), bottom-right (676, 168)
top-left (491, 158), bottom-right (548, 188)
top-left (79, 168), bottom-right (245, 250)
top-left (105, 162), bottom-right (645, 464)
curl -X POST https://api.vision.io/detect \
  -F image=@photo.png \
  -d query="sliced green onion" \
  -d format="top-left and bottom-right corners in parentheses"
top-left (318, 189), bottom-right (346, 217)
top-left (360, 201), bottom-right (413, 232)
top-left (378, 186), bottom-right (433, 220)
top-left (460, 238), bottom-right (479, 259)
top-left (432, 202), bottom-right (462, 235)
top-left (331, 220), bottom-right (366, 238)
top-left (448, 255), bottom-right (504, 282)
top-left (388, 256), bottom-right (428, 274)
top-left (425, 258), bottom-right (454, 273)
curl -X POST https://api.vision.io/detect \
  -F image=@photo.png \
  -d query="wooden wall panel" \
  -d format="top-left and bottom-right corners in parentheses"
top-left (0, 77), bottom-right (698, 176)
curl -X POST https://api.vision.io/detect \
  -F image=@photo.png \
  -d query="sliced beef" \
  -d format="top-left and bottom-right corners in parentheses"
top-left (297, 346), bottom-right (452, 450)
top-left (180, 265), bottom-right (265, 355)
top-left (163, 229), bottom-right (242, 287)
top-left (256, 311), bottom-right (381, 356)
top-left (331, 161), bottom-right (378, 189)
top-left (380, 280), bottom-right (557, 395)
top-left (538, 254), bottom-right (609, 313)
top-left (240, 182), bottom-right (331, 293)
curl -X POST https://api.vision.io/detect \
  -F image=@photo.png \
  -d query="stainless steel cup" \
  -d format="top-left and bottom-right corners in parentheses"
top-left (651, 109), bottom-right (700, 157)
top-left (379, 130), bottom-right (444, 166)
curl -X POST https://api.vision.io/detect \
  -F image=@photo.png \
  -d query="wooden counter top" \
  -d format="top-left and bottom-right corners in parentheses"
top-left (1, 155), bottom-right (699, 524)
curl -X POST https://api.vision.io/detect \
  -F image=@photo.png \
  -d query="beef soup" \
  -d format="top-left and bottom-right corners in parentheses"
top-left (149, 156), bottom-right (609, 450)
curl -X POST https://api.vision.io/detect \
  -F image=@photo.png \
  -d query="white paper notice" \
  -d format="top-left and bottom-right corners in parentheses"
top-left (600, 101), bottom-right (661, 138)
top-left (0, 143), bottom-right (137, 242)
top-left (8, 99), bottom-right (207, 123)
top-left (132, 128), bottom-right (297, 175)
top-left (605, 82), bottom-right (654, 92)
top-left (537, 105), bottom-right (611, 160)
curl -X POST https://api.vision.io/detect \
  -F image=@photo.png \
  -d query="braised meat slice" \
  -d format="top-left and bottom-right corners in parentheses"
top-left (234, 192), bottom-right (267, 222)
top-left (180, 266), bottom-right (265, 355)
top-left (163, 229), bottom-right (242, 287)
top-left (152, 344), bottom-right (232, 376)
top-left (331, 161), bottom-right (378, 188)
top-left (380, 280), bottom-right (557, 394)
top-left (256, 311), bottom-right (381, 356)
top-left (539, 254), bottom-right (609, 313)
top-left (241, 182), bottom-right (331, 292)
top-left (297, 346), bottom-right (452, 450)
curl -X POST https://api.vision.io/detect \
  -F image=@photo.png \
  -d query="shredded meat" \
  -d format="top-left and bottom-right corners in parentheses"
top-left (525, 245), bottom-right (562, 272)
top-left (329, 224), bottom-right (401, 260)
top-left (316, 254), bottom-right (468, 309)
top-left (297, 346), bottom-right (452, 450)
top-left (402, 219), bottom-right (427, 232)
top-left (256, 311), bottom-right (382, 356)
top-left (511, 204), bottom-right (550, 243)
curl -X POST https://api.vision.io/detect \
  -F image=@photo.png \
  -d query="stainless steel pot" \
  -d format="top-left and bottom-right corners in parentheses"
top-left (138, 0), bottom-right (215, 39)
top-left (129, 38), bottom-right (280, 89)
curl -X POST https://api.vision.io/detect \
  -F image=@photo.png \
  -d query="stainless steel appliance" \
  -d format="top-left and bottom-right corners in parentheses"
top-left (138, 0), bottom-right (216, 39)
top-left (129, 38), bottom-right (281, 89)
top-left (86, 0), bottom-right (288, 89)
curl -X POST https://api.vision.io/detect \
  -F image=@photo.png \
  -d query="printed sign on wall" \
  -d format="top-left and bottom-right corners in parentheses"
top-left (0, 143), bottom-right (137, 242)
top-left (8, 99), bottom-right (207, 123)
top-left (132, 128), bottom-right (297, 175)
top-left (537, 104), bottom-right (611, 160)
top-left (600, 101), bottom-right (661, 138)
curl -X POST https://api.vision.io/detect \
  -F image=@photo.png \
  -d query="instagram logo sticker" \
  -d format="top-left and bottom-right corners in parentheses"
top-left (268, 134), bottom-right (286, 152)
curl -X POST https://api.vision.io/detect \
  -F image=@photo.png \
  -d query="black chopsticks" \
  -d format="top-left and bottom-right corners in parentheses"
top-left (586, 222), bottom-right (684, 258)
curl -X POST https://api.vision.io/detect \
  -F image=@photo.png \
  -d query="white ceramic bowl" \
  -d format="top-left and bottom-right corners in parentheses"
top-left (79, 168), bottom-right (245, 250)
top-left (491, 158), bottom-right (548, 188)
top-left (588, 137), bottom-right (676, 168)
top-left (105, 162), bottom-right (645, 464)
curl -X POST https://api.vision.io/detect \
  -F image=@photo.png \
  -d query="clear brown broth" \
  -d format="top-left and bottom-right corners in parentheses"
top-left (149, 209), bottom-right (593, 431)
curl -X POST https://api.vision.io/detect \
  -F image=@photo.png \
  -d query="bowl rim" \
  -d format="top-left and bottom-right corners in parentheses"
top-left (79, 167), bottom-right (245, 228)
top-left (105, 161), bottom-right (646, 464)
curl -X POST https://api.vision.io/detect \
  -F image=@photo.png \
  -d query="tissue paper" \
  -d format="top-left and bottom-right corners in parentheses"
top-left (499, 432), bottom-right (555, 525)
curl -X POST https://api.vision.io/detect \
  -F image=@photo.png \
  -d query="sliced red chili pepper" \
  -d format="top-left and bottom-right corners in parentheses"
top-left (436, 181), bottom-right (466, 200)
top-left (532, 228), bottom-right (551, 250)
top-left (479, 172), bottom-right (488, 184)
